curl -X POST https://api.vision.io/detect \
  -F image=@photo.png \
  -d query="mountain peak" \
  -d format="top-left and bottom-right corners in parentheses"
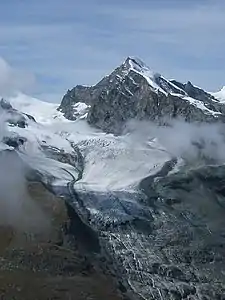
top-left (123, 56), bottom-right (158, 78)
top-left (59, 56), bottom-right (225, 132)
top-left (120, 56), bottom-right (169, 96)
top-left (125, 56), bottom-right (150, 70)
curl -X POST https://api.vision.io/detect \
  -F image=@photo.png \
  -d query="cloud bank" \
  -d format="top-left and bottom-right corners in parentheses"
top-left (126, 119), bottom-right (225, 164)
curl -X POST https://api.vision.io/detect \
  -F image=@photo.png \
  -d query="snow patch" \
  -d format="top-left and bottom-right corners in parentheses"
top-left (183, 96), bottom-right (221, 116)
top-left (72, 102), bottom-right (90, 118)
top-left (170, 93), bottom-right (221, 116)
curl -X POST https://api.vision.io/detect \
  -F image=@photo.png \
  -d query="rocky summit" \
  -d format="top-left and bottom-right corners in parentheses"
top-left (59, 57), bottom-right (225, 133)
top-left (1, 57), bottom-right (225, 300)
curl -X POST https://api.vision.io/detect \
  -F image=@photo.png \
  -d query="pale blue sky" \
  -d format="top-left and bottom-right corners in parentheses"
top-left (0, 0), bottom-right (224, 102)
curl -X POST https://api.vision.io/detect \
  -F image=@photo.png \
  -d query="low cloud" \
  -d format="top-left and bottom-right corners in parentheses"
top-left (125, 119), bottom-right (225, 164)
top-left (0, 110), bottom-right (49, 236)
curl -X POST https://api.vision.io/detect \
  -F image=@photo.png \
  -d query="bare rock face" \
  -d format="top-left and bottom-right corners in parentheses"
top-left (58, 57), bottom-right (225, 134)
top-left (58, 85), bottom-right (94, 120)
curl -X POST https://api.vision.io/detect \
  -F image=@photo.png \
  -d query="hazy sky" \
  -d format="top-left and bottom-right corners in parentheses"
top-left (0, 0), bottom-right (224, 102)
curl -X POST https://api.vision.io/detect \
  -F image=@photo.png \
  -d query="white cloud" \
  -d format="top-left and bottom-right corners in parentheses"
top-left (0, 57), bottom-right (35, 97)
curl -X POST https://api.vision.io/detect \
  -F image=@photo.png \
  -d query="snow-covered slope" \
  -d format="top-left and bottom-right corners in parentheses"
top-left (8, 93), bottom-right (65, 124)
top-left (212, 86), bottom-right (225, 102)
top-left (9, 92), bottom-right (88, 124)
top-left (0, 95), bottom-right (81, 186)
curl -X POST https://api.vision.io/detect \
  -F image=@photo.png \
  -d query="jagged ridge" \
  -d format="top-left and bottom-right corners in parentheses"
top-left (58, 57), bottom-right (225, 134)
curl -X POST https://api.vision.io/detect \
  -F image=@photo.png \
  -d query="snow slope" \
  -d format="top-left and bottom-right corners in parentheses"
top-left (8, 93), bottom-right (89, 124)
top-left (212, 86), bottom-right (225, 102)
top-left (8, 93), bottom-right (65, 124)
top-left (7, 119), bottom-right (79, 186)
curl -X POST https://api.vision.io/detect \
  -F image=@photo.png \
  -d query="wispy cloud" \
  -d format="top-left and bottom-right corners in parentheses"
top-left (0, 0), bottom-right (224, 102)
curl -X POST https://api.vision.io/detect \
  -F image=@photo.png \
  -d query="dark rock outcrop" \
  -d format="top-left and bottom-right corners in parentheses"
top-left (3, 136), bottom-right (26, 148)
top-left (58, 85), bottom-right (94, 120)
